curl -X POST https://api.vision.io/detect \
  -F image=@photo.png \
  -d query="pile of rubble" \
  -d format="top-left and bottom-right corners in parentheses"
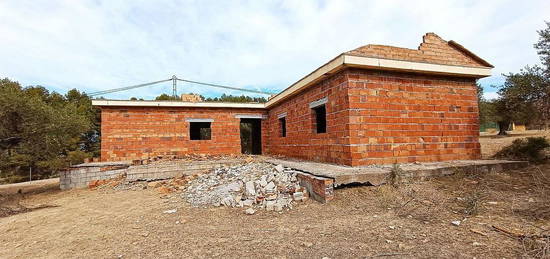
top-left (183, 162), bottom-right (308, 213)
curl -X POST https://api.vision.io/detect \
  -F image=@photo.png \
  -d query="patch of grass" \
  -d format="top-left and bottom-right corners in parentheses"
top-left (525, 166), bottom-right (550, 220)
top-left (521, 236), bottom-right (550, 259)
top-left (376, 164), bottom-right (412, 209)
top-left (495, 137), bottom-right (550, 163)
top-left (461, 190), bottom-right (486, 216)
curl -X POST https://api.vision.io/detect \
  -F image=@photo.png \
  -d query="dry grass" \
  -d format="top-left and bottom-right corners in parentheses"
top-left (461, 189), bottom-right (486, 216)
top-left (371, 161), bottom-right (550, 258)
top-left (520, 166), bottom-right (550, 220)
top-left (522, 236), bottom-right (550, 258)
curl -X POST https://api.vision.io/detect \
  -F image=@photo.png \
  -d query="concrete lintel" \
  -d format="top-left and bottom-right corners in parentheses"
top-left (277, 112), bottom-right (287, 119)
top-left (309, 97), bottom-right (328, 109)
top-left (185, 118), bottom-right (214, 123)
top-left (235, 114), bottom-right (267, 119)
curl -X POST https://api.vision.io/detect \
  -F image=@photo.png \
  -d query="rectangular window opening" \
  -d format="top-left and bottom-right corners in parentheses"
top-left (279, 117), bottom-right (286, 137)
top-left (190, 122), bottom-right (211, 140)
top-left (313, 105), bottom-right (327, 134)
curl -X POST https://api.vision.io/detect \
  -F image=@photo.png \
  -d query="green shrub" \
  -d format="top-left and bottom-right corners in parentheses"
top-left (495, 137), bottom-right (550, 162)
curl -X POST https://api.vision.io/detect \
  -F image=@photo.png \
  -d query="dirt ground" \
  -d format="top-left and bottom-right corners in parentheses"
top-left (479, 130), bottom-right (550, 158)
top-left (1, 132), bottom-right (549, 258)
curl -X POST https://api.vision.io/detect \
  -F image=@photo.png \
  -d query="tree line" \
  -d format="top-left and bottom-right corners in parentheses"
top-left (479, 22), bottom-right (550, 134)
top-left (0, 79), bottom-right (99, 182)
top-left (152, 93), bottom-right (268, 103)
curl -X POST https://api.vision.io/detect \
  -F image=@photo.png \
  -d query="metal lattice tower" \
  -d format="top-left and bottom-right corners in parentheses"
top-left (87, 76), bottom-right (275, 97)
top-left (172, 75), bottom-right (177, 98)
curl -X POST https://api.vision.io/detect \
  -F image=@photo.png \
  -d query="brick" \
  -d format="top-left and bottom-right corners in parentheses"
top-left (295, 173), bottom-right (334, 203)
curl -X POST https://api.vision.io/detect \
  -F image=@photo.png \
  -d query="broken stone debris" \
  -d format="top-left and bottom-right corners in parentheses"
top-left (163, 209), bottom-right (177, 214)
top-left (184, 162), bottom-right (308, 212)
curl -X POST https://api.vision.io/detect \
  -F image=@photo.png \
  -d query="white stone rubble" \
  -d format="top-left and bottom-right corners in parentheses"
top-left (183, 162), bottom-right (307, 211)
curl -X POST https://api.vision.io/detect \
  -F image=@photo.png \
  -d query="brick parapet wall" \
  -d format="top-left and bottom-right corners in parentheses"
top-left (346, 33), bottom-right (487, 68)
top-left (100, 107), bottom-right (267, 161)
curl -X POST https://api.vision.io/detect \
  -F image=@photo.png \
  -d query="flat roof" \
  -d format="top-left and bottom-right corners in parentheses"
top-left (92, 100), bottom-right (266, 109)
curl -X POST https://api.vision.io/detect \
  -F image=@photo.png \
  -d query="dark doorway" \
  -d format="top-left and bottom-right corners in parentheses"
top-left (240, 119), bottom-right (262, 155)
top-left (312, 105), bottom-right (327, 133)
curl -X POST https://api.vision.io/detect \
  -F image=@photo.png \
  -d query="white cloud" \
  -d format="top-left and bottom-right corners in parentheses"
top-left (0, 0), bottom-right (548, 99)
top-left (484, 91), bottom-right (500, 100)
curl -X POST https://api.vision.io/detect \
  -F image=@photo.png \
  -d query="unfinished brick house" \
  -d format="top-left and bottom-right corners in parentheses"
top-left (93, 33), bottom-right (493, 166)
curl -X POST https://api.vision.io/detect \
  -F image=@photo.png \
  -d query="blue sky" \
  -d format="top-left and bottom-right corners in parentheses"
top-left (0, 0), bottom-right (548, 100)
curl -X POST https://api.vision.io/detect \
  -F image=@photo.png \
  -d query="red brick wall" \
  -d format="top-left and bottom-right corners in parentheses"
top-left (100, 106), bottom-right (267, 161)
top-left (345, 68), bottom-right (481, 166)
top-left (264, 68), bottom-right (481, 166)
top-left (265, 70), bottom-right (353, 165)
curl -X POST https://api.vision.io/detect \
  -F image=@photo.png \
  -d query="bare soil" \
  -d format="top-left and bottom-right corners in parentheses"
top-left (1, 133), bottom-right (549, 258)
top-left (479, 130), bottom-right (550, 158)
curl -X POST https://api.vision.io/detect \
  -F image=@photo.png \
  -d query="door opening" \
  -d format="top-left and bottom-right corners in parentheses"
top-left (240, 119), bottom-right (262, 155)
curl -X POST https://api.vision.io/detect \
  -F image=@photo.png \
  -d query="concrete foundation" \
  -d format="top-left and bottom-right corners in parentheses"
top-left (268, 158), bottom-right (529, 186)
top-left (60, 159), bottom-right (246, 190)
top-left (61, 157), bottom-right (529, 204)
top-left (266, 158), bottom-right (529, 203)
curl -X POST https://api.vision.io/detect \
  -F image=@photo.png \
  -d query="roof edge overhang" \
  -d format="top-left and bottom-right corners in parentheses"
top-left (264, 54), bottom-right (492, 108)
top-left (448, 40), bottom-right (494, 68)
top-left (91, 100), bottom-right (266, 109)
